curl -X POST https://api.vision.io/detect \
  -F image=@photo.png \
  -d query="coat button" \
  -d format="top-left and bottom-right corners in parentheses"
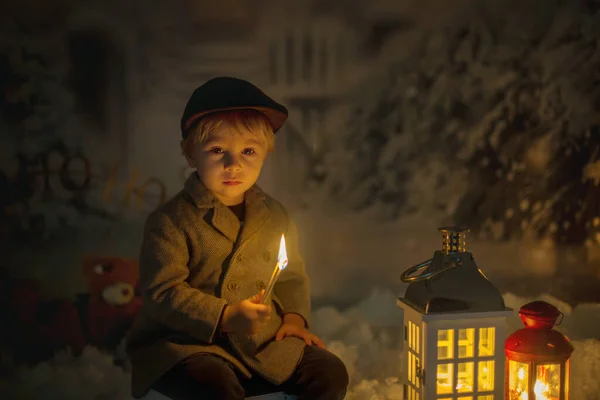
top-left (256, 281), bottom-right (266, 290)
top-left (262, 251), bottom-right (271, 262)
top-left (227, 281), bottom-right (238, 292)
top-left (236, 254), bottom-right (243, 262)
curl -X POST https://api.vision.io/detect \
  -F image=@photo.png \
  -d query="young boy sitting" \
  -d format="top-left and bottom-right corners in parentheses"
top-left (126, 77), bottom-right (349, 400)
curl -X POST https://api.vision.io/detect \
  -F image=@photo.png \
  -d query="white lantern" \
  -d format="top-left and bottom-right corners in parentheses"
top-left (398, 227), bottom-right (512, 400)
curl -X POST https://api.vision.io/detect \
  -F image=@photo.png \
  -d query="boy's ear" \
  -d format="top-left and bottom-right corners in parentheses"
top-left (180, 140), bottom-right (194, 166)
top-left (179, 139), bottom-right (193, 167)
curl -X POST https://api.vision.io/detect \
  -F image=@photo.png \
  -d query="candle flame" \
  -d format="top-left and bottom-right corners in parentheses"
top-left (278, 234), bottom-right (288, 270)
top-left (517, 378), bottom-right (552, 400)
top-left (534, 379), bottom-right (550, 399)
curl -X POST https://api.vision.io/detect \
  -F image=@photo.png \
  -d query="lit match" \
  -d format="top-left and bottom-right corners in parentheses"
top-left (261, 234), bottom-right (288, 304)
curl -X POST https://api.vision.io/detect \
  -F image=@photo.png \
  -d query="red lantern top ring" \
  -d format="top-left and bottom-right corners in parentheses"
top-left (519, 300), bottom-right (563, 329)
top-left (505, 301), bottom-right (574, 363)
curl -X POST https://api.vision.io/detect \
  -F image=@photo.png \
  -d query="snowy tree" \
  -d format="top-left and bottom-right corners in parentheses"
top-left (0, 3), bottom-right (77, 150)
top-left (324, 0), bottom-right (600, 249)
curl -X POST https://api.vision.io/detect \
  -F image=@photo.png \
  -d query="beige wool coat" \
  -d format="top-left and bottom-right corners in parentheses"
top-left (126, 173), bottom-right (310, 398)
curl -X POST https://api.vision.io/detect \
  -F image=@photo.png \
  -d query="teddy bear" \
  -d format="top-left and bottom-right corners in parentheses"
top-left (78, 255), bottom-right (143, 350)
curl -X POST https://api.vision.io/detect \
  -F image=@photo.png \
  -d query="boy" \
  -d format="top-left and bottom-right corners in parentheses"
top-left (126, 77), bottom-right (349, 400)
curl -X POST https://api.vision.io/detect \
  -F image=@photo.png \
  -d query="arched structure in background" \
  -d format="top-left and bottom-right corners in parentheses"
top-left (66, 8), bottom-right (136, 176)
top-left (257, 14), bottom-right (358, 207)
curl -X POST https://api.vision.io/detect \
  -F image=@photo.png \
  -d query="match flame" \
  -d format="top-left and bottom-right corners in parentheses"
top-left (278, 234), bottom-right (288, 270)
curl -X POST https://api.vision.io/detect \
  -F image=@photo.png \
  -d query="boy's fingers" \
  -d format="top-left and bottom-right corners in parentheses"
top-left (258, 304), bottom-right (271, 313)
top-left (313, 336), bottom-right (327, 349)
top-left (250, 303), bottom-right (271, 315)
top-left (256, 314), bottom-right (271, 324)
top-left (250, 290), bottom-right (264, 303)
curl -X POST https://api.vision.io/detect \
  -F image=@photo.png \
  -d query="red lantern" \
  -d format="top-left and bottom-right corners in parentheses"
top-left (505, 301), bottom-right (574, 400)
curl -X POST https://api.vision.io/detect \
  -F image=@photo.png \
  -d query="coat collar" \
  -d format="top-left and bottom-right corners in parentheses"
top-left (183, 172), bottom-right (270, 243)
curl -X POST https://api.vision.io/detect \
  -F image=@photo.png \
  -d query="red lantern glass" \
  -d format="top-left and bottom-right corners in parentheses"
top-left (505, 301), bottom-right (574, 400)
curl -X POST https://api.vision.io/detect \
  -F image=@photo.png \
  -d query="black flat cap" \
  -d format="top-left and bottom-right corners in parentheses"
top-left (180, 77), bottom-right (288, 138)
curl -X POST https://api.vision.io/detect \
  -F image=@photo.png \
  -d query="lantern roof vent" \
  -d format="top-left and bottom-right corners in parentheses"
top-left (399, 226), bottom-right (507, 314)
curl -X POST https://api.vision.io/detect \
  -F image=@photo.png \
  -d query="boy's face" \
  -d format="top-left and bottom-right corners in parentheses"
top-left (184, 122), bottom-right (269, 206)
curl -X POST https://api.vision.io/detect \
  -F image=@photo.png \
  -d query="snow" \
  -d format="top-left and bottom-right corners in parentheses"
top-left (5, 289), bottom-right (600, 400)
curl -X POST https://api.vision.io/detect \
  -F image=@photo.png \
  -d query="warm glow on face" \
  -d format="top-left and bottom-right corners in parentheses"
top-left (278, 234), bottom-right (288, 270)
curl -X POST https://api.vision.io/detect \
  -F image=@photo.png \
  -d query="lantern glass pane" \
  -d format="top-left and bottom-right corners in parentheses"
top-left (536, 364), bottom-right (560, 400)
top-left (436, 363), bottom-right (454, 394)
top-left (437, 329), bottom-right (454, 360)
top-left (408, 351), bottom-right (421, 388)
top-left (408, 321), bottom-right (420, 354)
top-left (508, 360), bottom-right (529, 400)
top-left (457, 362), bottom-right (474, 393)
top-left (458, 328), bottom-right (475, 358)
top-left (416, 323), bottom-right (420, 354)
top-left (408, 352), bottom-right (413, 385)
top-left (478, 360), bottom-right (495, 391)
top-left (408, 386), bottom-right (415, 400)
top-left (565, 359), bottom-right (570, 400)
top-left (458, 397), bottom-right (473, 400)
top-left (477, 396), bottom-right (494, 400)
top-left (478, 327), bottom-right (495, 356)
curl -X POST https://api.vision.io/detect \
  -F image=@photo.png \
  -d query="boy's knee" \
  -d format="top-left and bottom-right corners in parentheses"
top-left (298, 347), bottom-right (349, 398)
top-left (321, 352), bottom-right (349, 394)
top-left (179, 355), bottom-right (245, 400)
top-left (195, 369), bottom-right (244, 400)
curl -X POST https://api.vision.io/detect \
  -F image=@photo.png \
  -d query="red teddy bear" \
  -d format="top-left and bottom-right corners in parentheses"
top-left (80, 255), bottom-right (143, 350)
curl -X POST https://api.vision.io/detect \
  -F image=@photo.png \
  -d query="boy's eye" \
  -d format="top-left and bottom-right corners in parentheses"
top-left (242, 148), bottom-right (255, 155)
top-left (209, 147), bottom-right (224, 154)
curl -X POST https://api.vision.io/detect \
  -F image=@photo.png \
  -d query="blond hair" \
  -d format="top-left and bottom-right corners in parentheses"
top-left (182, 109), bottom-right (275, 156)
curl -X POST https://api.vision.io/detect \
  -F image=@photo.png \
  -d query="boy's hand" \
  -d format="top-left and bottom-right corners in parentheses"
top-left (275, 313), bottom-right (326, 349)
top-left (219, 290), bottom-right (271, 335)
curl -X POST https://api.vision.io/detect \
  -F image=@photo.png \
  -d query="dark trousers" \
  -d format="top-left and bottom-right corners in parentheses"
top-left (152, 345), bottom-right (349, 400)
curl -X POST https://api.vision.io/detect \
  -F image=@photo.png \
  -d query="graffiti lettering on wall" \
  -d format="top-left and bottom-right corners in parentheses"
top-left (0, 141), bottom-right (166, 242)
top-left (102, 166), bottom-right (167, 211)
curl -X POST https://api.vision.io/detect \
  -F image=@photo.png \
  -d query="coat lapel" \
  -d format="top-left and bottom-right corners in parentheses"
top-left (183, 172), bottom-right (269, 243)
top-left (238, 186), bottom-right (270, 245)
top-left (210, 206), bottom-right (241, 242)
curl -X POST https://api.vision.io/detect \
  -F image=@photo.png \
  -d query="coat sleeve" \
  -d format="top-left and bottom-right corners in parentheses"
top-left (273, 215), bottom-right (311, 327)
top-left (138, 211), bottom-right (227, 344)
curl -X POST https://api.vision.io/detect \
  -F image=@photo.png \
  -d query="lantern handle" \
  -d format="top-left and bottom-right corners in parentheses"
top-left (556, 310), bottom-right (564, 326)
top-left (401, 257), bottom-right (460, 283)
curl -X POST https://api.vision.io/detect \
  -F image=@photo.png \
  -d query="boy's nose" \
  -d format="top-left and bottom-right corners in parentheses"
top-left (225, 161), bottom-right (241, 171)
top-left (224, 155), bottom-right (242, 171)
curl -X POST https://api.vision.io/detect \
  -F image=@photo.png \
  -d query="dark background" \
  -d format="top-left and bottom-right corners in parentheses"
top-left (1, 0), bottom-right (599, 398)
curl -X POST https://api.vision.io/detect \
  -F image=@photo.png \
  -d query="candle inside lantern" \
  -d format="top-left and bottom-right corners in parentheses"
top-left (506, 301), bottom-right (571, 400)
top-left (261, 234), bottom-right (288, 304)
